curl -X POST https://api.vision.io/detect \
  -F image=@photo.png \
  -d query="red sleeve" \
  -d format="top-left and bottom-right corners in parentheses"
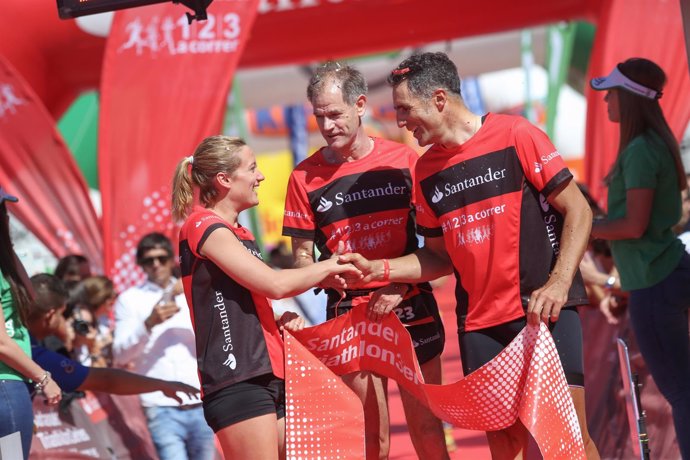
top-left (512, 118), bottom-right (573, 197)
top-left (282, 169), bottom-right (316, 240)
top-left (184, 211), bottom-right (229, 258)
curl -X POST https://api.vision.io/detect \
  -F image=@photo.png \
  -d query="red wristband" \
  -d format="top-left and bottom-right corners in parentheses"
top-left (382, 259), bottom-right (390, 282)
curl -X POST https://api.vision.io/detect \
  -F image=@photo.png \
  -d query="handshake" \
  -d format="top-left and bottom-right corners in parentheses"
top-left (320, 241), bottom-right (386, 291)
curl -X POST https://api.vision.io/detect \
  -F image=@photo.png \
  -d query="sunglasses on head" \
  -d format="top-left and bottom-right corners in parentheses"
top-left (140, 255), bottom-right (171, 267)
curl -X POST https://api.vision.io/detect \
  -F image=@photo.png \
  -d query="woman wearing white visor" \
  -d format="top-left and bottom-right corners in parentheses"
top-left (590, 58), bottom-right (690, 459)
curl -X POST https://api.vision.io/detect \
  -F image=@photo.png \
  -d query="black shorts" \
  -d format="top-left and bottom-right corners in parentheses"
top-left (327, 284), bottom-right (445, 365)
top-left (202, 373), bottom-right (285, 432)
top-left (459, 308), bottom-right (584, 386)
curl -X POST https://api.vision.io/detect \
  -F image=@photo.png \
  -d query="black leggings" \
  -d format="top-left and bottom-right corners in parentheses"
top-left (459, 308), bottom-right (584, 386)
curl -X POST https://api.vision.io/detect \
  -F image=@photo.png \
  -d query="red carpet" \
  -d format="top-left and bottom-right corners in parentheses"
top-left (388, 276), bottom-right (491, 459)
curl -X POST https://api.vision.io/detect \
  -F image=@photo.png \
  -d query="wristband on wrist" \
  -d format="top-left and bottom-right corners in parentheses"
top-left (34, 371), bottom-right (51, 391)
top-left (604, 275), bottom-right (617, 290)
top-left (382, 259), bottom-right (390, 282)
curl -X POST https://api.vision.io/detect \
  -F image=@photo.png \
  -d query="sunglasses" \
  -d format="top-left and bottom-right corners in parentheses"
top-left (140, 255), bottom-right (171, 267)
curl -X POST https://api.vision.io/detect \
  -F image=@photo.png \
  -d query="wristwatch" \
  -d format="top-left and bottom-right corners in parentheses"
top-left (604, 275), bottom-right (617, 290)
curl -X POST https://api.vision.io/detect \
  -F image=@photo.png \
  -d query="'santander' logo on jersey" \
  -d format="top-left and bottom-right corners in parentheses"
top-left (334, 182), bottom-right (406, 206)
top-left (434, 168), bottom-right (507, 204)
top-left (316, 196), bottom-right (332, 213)
top-left (214, 290), bottom-right (237, 370)
top-left (317, 182), bottom-right (407, 213)
top-left (431, 187), bottom-right (444, 204)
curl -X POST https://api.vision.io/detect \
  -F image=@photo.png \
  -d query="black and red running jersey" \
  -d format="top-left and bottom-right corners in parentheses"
top-left (414, 113), bottom-right (588, 332)
top-left (282, 137), bottom-right (420, 291)
top-left (179, 207), bottom-right (284, 397)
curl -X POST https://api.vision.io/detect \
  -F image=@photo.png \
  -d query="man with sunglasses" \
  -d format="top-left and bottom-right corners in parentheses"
top-left (112, 233), bottom-right (215, 460)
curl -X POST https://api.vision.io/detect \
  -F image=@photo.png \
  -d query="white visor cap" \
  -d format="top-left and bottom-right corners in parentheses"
top-left (590, 65), bottom-right (660, 100)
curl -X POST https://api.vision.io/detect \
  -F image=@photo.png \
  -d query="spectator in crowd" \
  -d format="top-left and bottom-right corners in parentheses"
top-left (590, 57), bottom-right (690, 459)
top-left (69, 276), bottom-right (117, 366)
top-left (0, 187), bottom-right (61, 459)
top-left (28, 274), bottom-right (199, 403)
top-left (282, 62), bottom-right (449, 460)
top-left (54, 254), bottom-right (91, 291)
top-left (112, 232), bottom-right (215, 460)
top-left (171, 135), bottom-right (358, 460)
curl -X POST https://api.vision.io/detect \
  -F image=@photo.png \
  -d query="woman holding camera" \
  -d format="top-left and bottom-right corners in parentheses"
top-left (0, 187), bottom-right (61, 459)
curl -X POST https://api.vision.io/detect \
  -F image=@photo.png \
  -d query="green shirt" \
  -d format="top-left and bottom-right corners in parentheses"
top-left (0, 269), bottom-right (30, 381)
top-left (608, 131), bottom-right (685, 291)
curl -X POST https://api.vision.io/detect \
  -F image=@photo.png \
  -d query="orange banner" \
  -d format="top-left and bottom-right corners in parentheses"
top-left (288, 304), bottom-right (585, 459)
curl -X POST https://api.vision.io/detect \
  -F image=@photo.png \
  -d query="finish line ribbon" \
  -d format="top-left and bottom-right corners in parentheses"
top-left (285, 304), bottom-right (584, 459)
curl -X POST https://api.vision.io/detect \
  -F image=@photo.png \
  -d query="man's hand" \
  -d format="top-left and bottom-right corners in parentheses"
top-left (526, 276), bottom-right (570, 325)
top-left (319, 241), bottom-right (349, 290)
top-left (367, 283), bottom-right (408, 323)
top-left (278, 311), bottom-right (305, 332)
top-left (145, 301), bottom-right (180, 331)
top-left (338, 253), bottom-right (378, 286)
top-left (159, 381), bottom-right (200, 404)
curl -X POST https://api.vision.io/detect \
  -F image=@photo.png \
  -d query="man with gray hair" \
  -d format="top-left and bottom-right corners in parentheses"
top-left (282, 62), bottom-right (449, 459)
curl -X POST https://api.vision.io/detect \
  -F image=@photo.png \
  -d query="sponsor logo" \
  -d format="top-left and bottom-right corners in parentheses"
top-left (118, 13), bottom-right (242, 56)
top-left (539, 194), bottom-right (561, 255)
top-left (316, 196), bottom-right (332, 213)
top-left (284, 210), bottom-right (308, 219)
top-left (0, 84), bottom-right (24, 119)
top-left (214, 291), bottom-right (237, 367)
top-left (540, 150), bottom-right (560, 165)
top-left (335, 182), bottom-right (406, 208)
top-left (5, 318), bottom-right (14, 338)
top-left (60, 359), bottom-right (75, 374)
top-left (223, 353), bottom-right (237, 369)
top-left (194, 214), bottom-right (217, 228)
top-left (455, 225), bottom-right (494, 247)
top-left (539, 194), bottom-right (549, 212)
top-left (534, 162), bottom-right (542, 173)
top-left (434, 167), bottom-right (507, 204)
top-left (431, 186), bottom-right (444, 204)
top-left (316, 182), bottom-right (407, 213)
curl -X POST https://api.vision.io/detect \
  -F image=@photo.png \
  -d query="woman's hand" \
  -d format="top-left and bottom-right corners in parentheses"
top-left (40, 376), bottom-right (62, 406)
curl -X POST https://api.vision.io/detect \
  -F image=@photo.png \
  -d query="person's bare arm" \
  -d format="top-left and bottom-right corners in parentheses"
top-left (291, 237), bottom-right (348, 290)
top-left (591, 188), bottom-right (654, 240)
top-left (340, 235), bottom-right (453, 285)
top-left (526, 180), bottom-right (592, 324)
top-left (0, 305), bottom-right (61, 404)
top-left (80, 368), bottom-right (199, 403)
top-left (202, 228), bottom-right (358, 299)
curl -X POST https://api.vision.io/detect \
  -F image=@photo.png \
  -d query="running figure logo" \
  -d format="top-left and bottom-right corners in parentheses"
top-left (223, 353), bottom-right (237, 370)
top-left (316, 196), bottom-right (333, 213)
top-left (0, 84), bottom-right (24, 118)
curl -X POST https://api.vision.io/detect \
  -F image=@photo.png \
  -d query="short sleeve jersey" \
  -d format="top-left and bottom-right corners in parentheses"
top-left (607, 131), bottom-right (685, 290)
top-left (414, 113), bottom-right (587, 332)
top-left (31, 338), bottom-right (89, 393)
top-left (179, 208), bottom-right (284, 397)
top-left (0, 270), bottom-right (30, 381)
top-left (282, 137), bottom-right (419, 293)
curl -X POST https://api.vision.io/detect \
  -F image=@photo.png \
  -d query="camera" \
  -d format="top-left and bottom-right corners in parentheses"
top-left (73, 319), bottom-right (91, 337)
